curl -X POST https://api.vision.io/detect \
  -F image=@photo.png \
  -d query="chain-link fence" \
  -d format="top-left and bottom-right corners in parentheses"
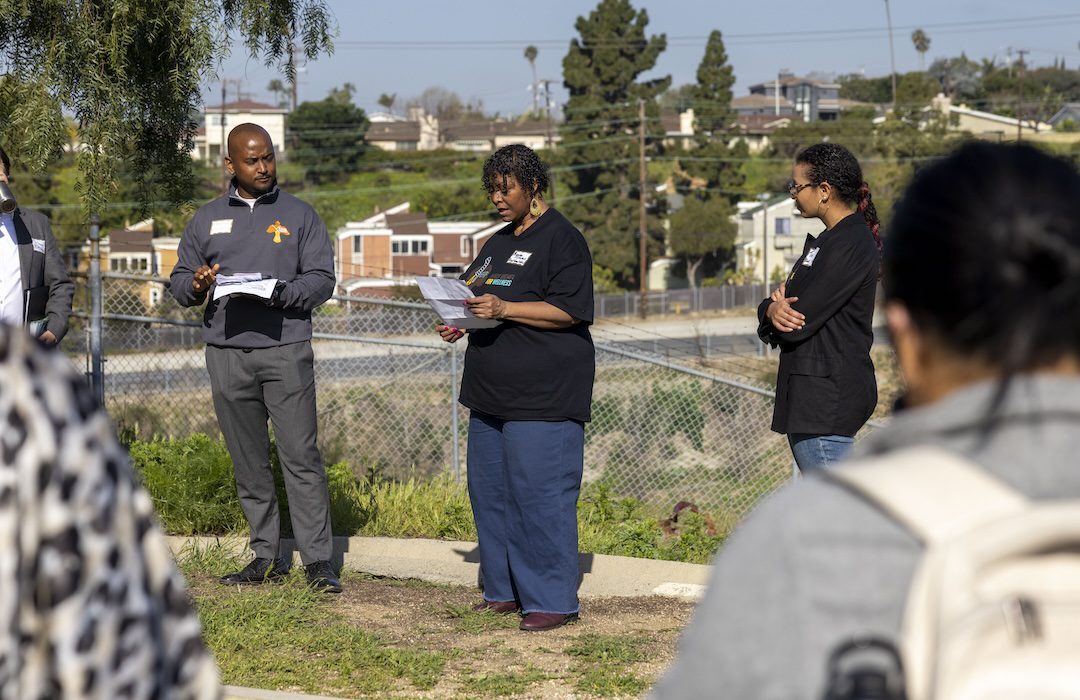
top-left (68, 272), bottom-right (802, 520)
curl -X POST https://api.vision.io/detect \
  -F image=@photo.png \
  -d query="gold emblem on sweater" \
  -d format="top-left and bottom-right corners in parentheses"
top-left (266, 220), bottom-right (290, 244)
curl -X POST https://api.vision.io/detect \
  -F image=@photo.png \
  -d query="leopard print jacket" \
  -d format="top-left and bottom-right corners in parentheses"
top-left (0, 329), bottom-right (220, 699)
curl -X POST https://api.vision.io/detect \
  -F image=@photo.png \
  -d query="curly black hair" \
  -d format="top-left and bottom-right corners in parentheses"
top-left (796, 143), bottom-right (881, 257)
top-left (481, 144), bottom-right (550, 197)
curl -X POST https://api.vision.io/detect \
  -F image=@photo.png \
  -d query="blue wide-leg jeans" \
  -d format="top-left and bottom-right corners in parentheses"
top-left (467, 412), bottom-right (584, 615)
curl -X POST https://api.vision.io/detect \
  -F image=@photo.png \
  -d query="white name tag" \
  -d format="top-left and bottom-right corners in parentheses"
top-left (802, 247), bottom-right (820, 267)
top-left (210, 219), bottom-right (233, 235)
top-left (507, 250), bottom-right (532, 266)
top-left (31, 238), bottom-right (45, 253)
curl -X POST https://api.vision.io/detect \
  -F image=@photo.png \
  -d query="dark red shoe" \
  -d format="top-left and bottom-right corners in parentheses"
top-left (472, 600), bottom-right (520, 614)
top-left (519, 612), bottom-right (579, 631)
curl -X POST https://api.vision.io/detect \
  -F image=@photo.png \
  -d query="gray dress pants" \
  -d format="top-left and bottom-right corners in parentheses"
top-left (205, 341), bottom-right (332, 564)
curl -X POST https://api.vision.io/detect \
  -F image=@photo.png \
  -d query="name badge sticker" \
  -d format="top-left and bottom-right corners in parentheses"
top-left (210, 219), bottom-right (233, 235)
top-left (31, 238), bottom-right (45, 254)
top-left (801, 247), bottom-right (820, 267)
top-left (507, 250), bottom-right (532, 266)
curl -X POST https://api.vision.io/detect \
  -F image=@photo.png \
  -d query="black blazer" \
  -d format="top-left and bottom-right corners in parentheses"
top-left (12, 207), bottom-right (74, 341)
top-left (757, 213), bottom-right (879, 436)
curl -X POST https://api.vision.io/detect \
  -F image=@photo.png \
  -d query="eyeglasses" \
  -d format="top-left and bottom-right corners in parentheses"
top-left (787, 180), bottom-right (815, 197)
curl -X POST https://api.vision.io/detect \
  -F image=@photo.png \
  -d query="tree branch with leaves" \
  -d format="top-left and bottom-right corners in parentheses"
top-left (0, 0), bottom-right (334, 219)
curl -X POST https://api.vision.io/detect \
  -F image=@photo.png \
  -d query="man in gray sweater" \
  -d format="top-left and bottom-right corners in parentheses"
top-left (170, 123), bottom-right (340, 593)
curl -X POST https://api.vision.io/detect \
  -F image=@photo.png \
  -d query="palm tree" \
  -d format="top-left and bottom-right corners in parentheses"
top-left (911, 29), bottom-right (931, 71)
top-left (267, 79), bottom-right (288, 108)
top-left (377, 92), bottom-right (396, 115)
top-left (524, 45), bottom-right (538, 114)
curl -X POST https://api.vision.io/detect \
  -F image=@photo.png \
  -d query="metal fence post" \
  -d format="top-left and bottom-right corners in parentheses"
top-left (88, 214), bottom-right (105, 404)
top-left (450, 341), bottom-right (461, 482)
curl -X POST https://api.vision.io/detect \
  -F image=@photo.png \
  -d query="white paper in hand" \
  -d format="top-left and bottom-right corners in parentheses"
top-left (414, 277), bottom-right (500, 329)
top-left (213, 273), bottom-right (279, 302)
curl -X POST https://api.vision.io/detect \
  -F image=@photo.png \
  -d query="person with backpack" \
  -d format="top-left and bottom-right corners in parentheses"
top-left (651, 142), bottom-right (1080, 699)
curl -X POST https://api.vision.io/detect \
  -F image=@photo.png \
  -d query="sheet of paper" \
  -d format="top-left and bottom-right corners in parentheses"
top-left (213, 276), bottom-right (278, 302)
top-left (215, 272), bottom-right (266, 285)
top-left (414, 277), bottom-right (500, 330)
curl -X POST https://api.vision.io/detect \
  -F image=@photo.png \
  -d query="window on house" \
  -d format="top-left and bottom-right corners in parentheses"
top-left (110, 258), bottom-right (120, 272)
top-left (352, 236), bottom-right (363, 254)
top-left (775, 218), bottom-right (792, 235)
top-left (137, 258), bottom-right (148, 271)
top-left (460, 236), bottom-right (471, 257)
top-left (392, 241), bottom-right (403, 254)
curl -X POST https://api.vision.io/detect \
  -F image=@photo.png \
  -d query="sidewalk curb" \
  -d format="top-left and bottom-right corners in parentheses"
top-left (167, 535), bottom-right (711, 600)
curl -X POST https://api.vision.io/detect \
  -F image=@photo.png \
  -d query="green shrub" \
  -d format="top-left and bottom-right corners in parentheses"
top-left (128, 435), bottom-right (727, 563)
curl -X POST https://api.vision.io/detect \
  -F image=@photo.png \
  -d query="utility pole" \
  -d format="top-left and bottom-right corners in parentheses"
top-left (219, 78), bottom-right (244, 192)
top-left (638, 98), bottom-right (648, 320)
top-left (883, 0), bottom-right (898, 110)
top-left (288, 42), bottom-right (298, 112)
top-left (220, 80), bottom-right (228, 193)
top-left (542, 79), bottom-right (556, 204)
top-left (1016, 48), bottom-right (1029, 141)
top-left (758, 193), bottom-right (770, 297)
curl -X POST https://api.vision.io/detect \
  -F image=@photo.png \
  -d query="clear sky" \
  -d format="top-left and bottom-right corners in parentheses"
top-left (205, 0), bottom-right (1080, 116)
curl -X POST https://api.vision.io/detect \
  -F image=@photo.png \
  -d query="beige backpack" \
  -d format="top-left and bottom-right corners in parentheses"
top-left (830, 446), bottom-right (1080, 700)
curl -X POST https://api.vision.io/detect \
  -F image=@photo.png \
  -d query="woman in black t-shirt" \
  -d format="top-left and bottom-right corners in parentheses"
top-left (437, 145), bottom-right (595, 632)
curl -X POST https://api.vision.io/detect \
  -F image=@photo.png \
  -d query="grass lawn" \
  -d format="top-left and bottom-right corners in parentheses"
top-left (182, 544), bottom-right (693, 698)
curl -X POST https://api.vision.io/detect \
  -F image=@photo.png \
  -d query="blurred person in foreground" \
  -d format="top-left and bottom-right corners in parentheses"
top-left (170, 124), bottom-right (340, 593)
top-left (437, 144), bottom-right (595, 632)
top-left (652, 141), bottom-right (1080, 698)
top-left (0, 145), bottom-right (74, 345)
top-left (0, 327), bottom-right (220, 698)
top-left (758, 143), bottom-right (881, 472)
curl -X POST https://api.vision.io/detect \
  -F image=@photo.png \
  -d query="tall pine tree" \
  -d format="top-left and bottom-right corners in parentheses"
top-left (560, 0), bottom-right (670, 285)
top-left (668, 29), bottom-right (742, 290)
top-left (679, 29), bottom-right (745, 204)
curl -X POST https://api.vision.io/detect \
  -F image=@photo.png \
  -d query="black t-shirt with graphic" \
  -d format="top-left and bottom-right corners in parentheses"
top-left (458, 208), bottom-right (595, 422)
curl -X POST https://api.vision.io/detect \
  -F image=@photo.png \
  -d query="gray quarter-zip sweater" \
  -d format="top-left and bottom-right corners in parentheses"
top-left (170, 185), bottom-right (335, 348)
top-left (652, 375), bottom-right (1080, 700)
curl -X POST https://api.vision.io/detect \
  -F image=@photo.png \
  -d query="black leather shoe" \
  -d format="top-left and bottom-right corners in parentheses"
top-left (305, 560), bottom-right (342, 594)
top-left (219, 557), bottom-right (291, 585)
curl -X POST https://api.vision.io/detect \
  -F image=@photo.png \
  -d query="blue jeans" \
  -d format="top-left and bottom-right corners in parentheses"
top-left (467, 412), bottom-right (584, 615)
top-left (787, 433), bottom-right (855, 473)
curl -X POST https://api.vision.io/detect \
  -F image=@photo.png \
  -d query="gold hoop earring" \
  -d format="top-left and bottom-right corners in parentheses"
top-left (530, 197), bottom-right (541, 217)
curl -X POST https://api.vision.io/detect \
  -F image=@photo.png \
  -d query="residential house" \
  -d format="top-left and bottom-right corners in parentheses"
top-left (76, 220), bottom-right (181, 309)
top-left (748, 72), bottom-right (845, 122)
top-left (733, 196), bottom-right (823, 284)
top-left (442, 119), bottom-right (554, 152)
top-left (1048, 103), bottom-right (1080, 130)
top-left (335, 202), bottom-right (503, 294)
top-left (660, 109), bottom-right (696, 149)
top-left (733, 114), bottom-right (801, 153)
top-left (365, 108), bottom-right (441, 151)
top-left (892, 93), bottom-right (1052, 140)
top-left (732, 93), bottom-right (797, 119)
top-left (193, 99), bottom-right (289, 161)
top-left (364, 109), bottom-right (557, 152)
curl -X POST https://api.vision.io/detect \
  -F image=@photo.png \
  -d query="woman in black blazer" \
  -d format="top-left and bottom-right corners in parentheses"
top-left (757, 143), bottom-right (881, 471)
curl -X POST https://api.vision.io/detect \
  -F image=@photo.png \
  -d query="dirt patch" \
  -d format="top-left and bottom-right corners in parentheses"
top-left (193, 570), bottom-right (697, 698)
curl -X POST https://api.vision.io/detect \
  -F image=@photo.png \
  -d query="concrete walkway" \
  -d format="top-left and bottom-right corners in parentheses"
top-left (168, 534), bottom-right (711, 601)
